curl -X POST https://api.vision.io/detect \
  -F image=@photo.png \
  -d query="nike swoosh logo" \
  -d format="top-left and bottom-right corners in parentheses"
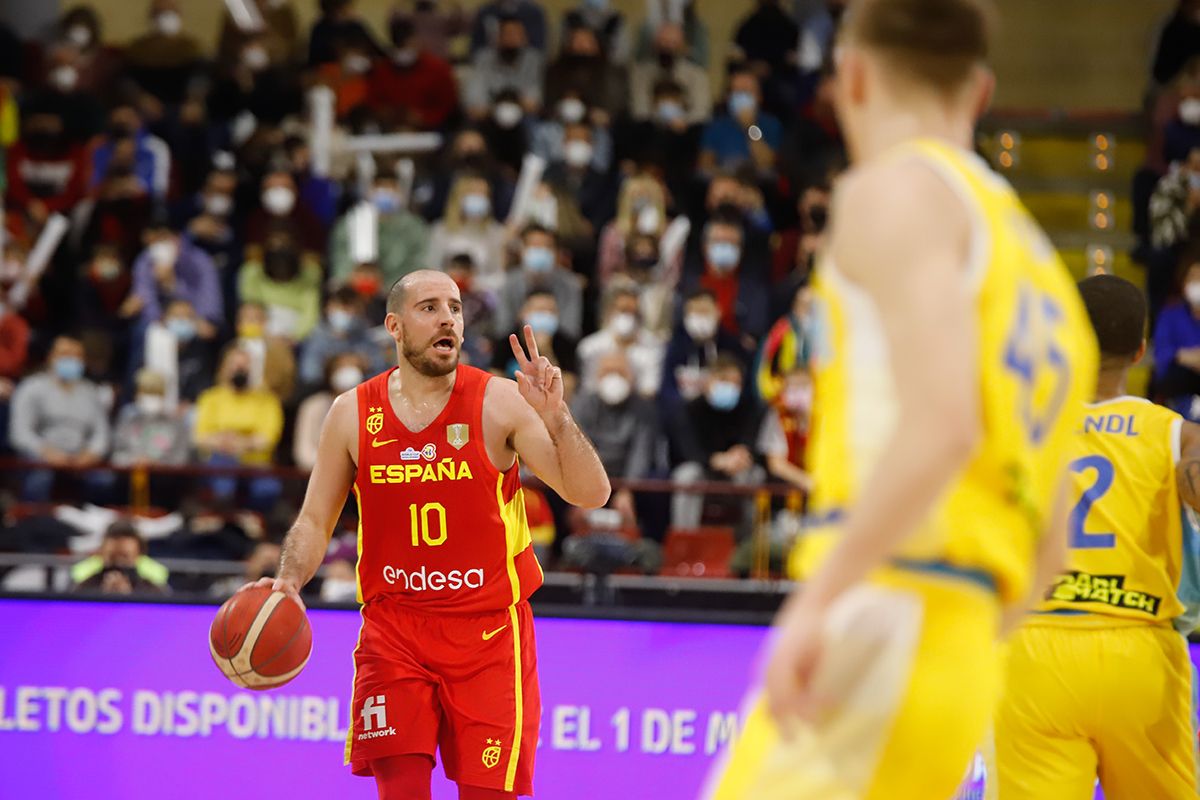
top-left (482, 625), bottom-right (508, 641)
top-left (371, 438), bottom-right (398, 448)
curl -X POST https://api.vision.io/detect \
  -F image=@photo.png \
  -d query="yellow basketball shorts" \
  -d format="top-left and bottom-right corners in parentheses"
top-left (705, 568), bottom-right (1001, 800)
top-left (991, 619), bottom-right (1198, 800)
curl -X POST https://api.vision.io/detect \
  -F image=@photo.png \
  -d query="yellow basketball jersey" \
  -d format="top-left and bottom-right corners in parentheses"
top-left (1037, 398), bottom-right (1191, 623)
top-left (795, 139), bottom-right (1099, 605)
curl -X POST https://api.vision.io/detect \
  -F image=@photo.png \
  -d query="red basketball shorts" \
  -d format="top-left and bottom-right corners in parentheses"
top-left (344, 599), bottom-right (540, 795)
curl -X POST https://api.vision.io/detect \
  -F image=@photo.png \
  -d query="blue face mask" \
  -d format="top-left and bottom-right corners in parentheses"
top-left (729, 91), bottom-right (757, 117)
top-left (707, 380), bottom-right (741, 411)
top-left (525, 310), bottom-right (559, 336)
top-left (461, 193), bottom-right (491, 220)
top-left (54, 356), bottom-right (84, 383)
top-left (371, 189), bottom-right (401, 214)
top-left (328, 309), bottom-right (354, 333)
top-left (523, 246), bottom-right (555, 273)
top-left (166, 317), bottom-right (197, 342)
top-left (707, 241), bottom-right (741, 271)
top-left (656, 100), bottom-right (684, 124)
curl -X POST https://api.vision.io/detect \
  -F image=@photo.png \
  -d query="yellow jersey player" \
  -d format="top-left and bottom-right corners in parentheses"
top-left (992, 274), bottom-right (1200, 799)
top-left (705, 0), bottom-right (1098, 798)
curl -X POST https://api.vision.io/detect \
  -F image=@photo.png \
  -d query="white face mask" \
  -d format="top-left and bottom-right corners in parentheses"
top-left (50, 65), bottom-right (79, 92)
top-left (148, 239), bottom-right (178, 266)
top-left (67, 25), bottom-right (92, 48)
top-left (343, 53), bottom-right (371, 75)
top-left (155, 10), bottom-right (182, 36)
top-left (320, 577), bottom-right (358, 603)
top-left (262, 185), bottom-right (296, 216)
top-left (331, 365), bottom-right (365, 393)
top-left (137, 394), bottom-right (166, 415)
top-left (242, 45), bottom-right (270, 71)
top-left (1180, 97), bottom-right (1200, 126)
top-left (608, 311), bottom-right (637, 339)
top-left (204, 193), bottom-right (232, 216)
top-left (1185, 281), bottom-right (1200, 307)
top-left (635, 204), bottom-right (661, 234)
top-left (559, 97), bottom-right (586, 124)
top-left (493, 101), bottom-right (523, 129)
top-left (563, 140), bottom-right (593, 168)
top-left (596, 373), bottom-right (632, 405)
top-left (683, 312), bottom-right (717, 341)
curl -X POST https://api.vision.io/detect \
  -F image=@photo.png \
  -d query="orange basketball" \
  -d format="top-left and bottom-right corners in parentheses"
top-left (209, 585), bottom-right (312, 690)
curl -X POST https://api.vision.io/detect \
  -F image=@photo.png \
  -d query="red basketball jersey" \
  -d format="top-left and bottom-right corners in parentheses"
top-left (352, 365), bottom-right (543, 613)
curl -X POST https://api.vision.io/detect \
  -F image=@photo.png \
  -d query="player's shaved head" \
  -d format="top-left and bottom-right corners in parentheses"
top-left (386, 269), bottom-right (459, 316)
top-left (1077, 275), bottom-right (1146, 363)
top-left (842, 0), bottom-right (996, 94)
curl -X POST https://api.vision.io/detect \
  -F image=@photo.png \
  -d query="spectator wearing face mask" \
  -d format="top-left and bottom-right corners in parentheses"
top-left (123, 0), bottom-right (204, 108)
top-left (469, 0), bottom-right (547, 56)
top-left (365, 14), bottom-right (458, 131)
top-left (294, 351), bottom-right (368, 470)
top-left (1152, 0), bottom-right (1200, 87)
top-left (755, 285), bottom-right (815, 405)
top-left (571, 350), bottom-right (658, 521)
top-left (544, 24), bottom-right (628, 120)
top-left (234, 301), bottom-right (297, 403)
top-left (445, 252), bottom-right (499, 363)
top-left (665, 353), bottom-right (764, 532)
top-left (1166, 91), bottom-right (1200, 166)
top-left (183, 168), bottom-right (243, 325)
top-left (217, 0), bottom-right (301, 69)
top-left (544, 122), bottom-right (617, 233)
top-left (394, 0), bottom-right (471, 60)
top-left (578, 286), bottom-right (664, 397)
top-left (51, 7), bottom-right (123, 106)
top-left (316, 26), bottom-right (378, 119)
top-left (615, 79), bottom-right (702, 201)
top-left (330, 173), bottom-right (430, 288)
top-left (757, 367), bottom-right (814, 492)
top-left (733, 0), bottom-right (801, 117)
top-left (1154, 249), bottom-right (1200, 417)
top-left (417, 128), bottom-right (517, 221)
top-left (76, 245), bottom-right (135, 379)
top-left (111, 368), bottom-right (191, 468)
top-left (244, 167), bottom-right (329, 257)
top-left (319, 552), bottom-right (360, 604)
top-left (429, 173), bottom-right (510, 293)
top-left (238, 228), bottom-right (321, 343)
top-left (130, 216), bottom-right (223, 335)
top-left (208, 31), bottom-right (304, 128)
top-left (636, 0), bottom-right (708, 67)
top-left (9, 335), bottom-right (116, 502)
top-left (91, 100), bottom-right (171, 200)
top-left (770, 176), bottom-right (831, 302)
top-left (77, 139), bottom-right (155, 268)
top-left (1149, 148), bottom-right (1200, 323)
top-left (629, 22), bottom-right (710, 124)
top-left (5, 111), bottom-right (90, 225)
top-left (606, 236), bottom-right (675, 336)
top-left (158, 298), bottom-right (217, 402)
top-left (497, 226), bottom-right (585, 339)
top-left (492, 289), bottom-right (579, 397)
top-left (480, 88), bottom-right (535, 175)
top-left (73, 521), bottom-right (168, 595)
top-left (699, 67), bottom-right (782, 177)
top-left (465, 15), bottom-right (544, 120)
top-left (298, 289), bottom-right (387, 389)
top-left (194, 346), bottom-right (284, 511)
top-left (29, 42), bottom-right (107, 143)
top-left (596, 174), bottom-right (676, 287)
top-left (681, 213), bottom-right (771, 344)
top-left (531, 90), bottom-right (614, 174)
top-left (659, 287), bottom-right (749, 420)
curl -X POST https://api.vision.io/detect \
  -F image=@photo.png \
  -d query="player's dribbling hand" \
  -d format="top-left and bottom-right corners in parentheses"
top-left (247, 575), bottom-right (306, 612)
top-left (510, 324), bottom-right (564, 417)
top-left (763, 599), bottom-right (826, 736)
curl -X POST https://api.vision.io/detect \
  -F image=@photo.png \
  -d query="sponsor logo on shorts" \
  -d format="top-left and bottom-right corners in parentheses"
top-left (382, 565), bottom-right (485, 592)
top-left (482, 738), bottom-right (502, 769)
top-left (1046, 571), bottom-right (1162, 615)
top-left (357, 695), bottom-right (396, 740)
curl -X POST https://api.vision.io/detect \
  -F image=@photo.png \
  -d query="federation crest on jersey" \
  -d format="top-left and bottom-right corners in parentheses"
top-left (481, 738), bottom-right (502, 769)
top-left (447, 423), bottom-right (469, 450)
top-left (366, 406), bottom-right (384, 435)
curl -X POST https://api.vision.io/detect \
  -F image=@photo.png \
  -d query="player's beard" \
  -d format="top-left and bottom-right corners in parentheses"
top-left (401, 328), bottom-right (459, 377)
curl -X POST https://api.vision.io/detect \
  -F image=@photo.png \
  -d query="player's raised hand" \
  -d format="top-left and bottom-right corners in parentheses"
top-left (510, 324), bottom-right (564, 417)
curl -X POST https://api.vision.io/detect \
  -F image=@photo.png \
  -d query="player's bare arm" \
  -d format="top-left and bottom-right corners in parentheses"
top-left (261, 390), bottom-right (359, 607)
top-left (486, 324), bottom-right (611, 509)
top-left (765, 160), bottom-right (981, 725)
top-left (1176, 421), bottom-right (1200, 512)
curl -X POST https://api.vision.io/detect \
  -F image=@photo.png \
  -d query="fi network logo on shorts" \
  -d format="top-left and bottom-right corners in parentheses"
top-left (357, 695), bottom-right (396, 741)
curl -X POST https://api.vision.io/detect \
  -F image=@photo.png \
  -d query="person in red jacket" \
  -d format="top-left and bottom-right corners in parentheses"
top-left (366, 14), bottom-right (458, 130)
top-left (5, 110), bottom-right (89, 225)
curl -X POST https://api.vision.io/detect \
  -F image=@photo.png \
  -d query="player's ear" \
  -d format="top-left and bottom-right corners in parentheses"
top-left (383, 311), bottom-right (402, 340)
top-left (971, 66), bottom-right (995, 121)
top-left (840, 48), bottom-right (867, 107)
top-left (1134, 339), bottom-right (1147, 365)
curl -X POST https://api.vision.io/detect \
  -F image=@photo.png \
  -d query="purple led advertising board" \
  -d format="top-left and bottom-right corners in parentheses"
top-left (0, 598), bottom-right (1192, 799)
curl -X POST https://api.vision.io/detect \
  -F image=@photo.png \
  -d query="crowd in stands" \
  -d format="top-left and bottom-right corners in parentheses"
top-left (0, 0), bottom-right (847, 595)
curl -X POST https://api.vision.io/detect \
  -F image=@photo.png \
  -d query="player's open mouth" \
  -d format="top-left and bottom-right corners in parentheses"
top-left (433, 337), bottom-right (455, 352)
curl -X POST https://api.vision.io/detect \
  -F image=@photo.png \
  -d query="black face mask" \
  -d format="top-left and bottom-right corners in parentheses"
top-left (230, 370), bottom-right (250, 390)
top-left (108, 122), bottom-right (136, 140)
top-left (415, 0), bottom-right (435, 11)
top-left (263, 248), bottom-right (300, 281)
top-left (498, 45), bottom-right (520, 62)
top-left (713, 201), bottom-right (743, 219)
top-left (656, 51), bottom-right (676, 70)
top-left (807, 205), bottom-right (828, 233)
top-left (26, 130), bottom-right (63, 153)
top-left (629, 255), bottom-right (659, 272)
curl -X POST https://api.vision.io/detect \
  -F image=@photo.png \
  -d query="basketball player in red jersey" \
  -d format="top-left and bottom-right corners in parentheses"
top-left (257, 270), bottom-right (611, 799)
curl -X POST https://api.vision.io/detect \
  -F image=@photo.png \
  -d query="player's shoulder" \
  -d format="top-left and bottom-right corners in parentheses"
top-left (833, 156), bottom-right (968, 246)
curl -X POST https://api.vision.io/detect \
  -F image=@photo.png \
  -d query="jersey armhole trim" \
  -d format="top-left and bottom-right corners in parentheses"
top-left (905, 150), bottom-right (990, 296)
top-left (1172, 416), bottom-right (1183, 465)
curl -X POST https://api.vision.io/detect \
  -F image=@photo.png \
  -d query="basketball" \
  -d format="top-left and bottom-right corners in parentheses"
top-left (209, 585), bottom-right (312, 690)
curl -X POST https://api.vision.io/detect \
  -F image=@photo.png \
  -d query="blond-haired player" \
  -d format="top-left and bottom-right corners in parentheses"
top-left (992, 274), bottom-right (1200, 798)
top-left (706, 0), bottom-right (1098, 798)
